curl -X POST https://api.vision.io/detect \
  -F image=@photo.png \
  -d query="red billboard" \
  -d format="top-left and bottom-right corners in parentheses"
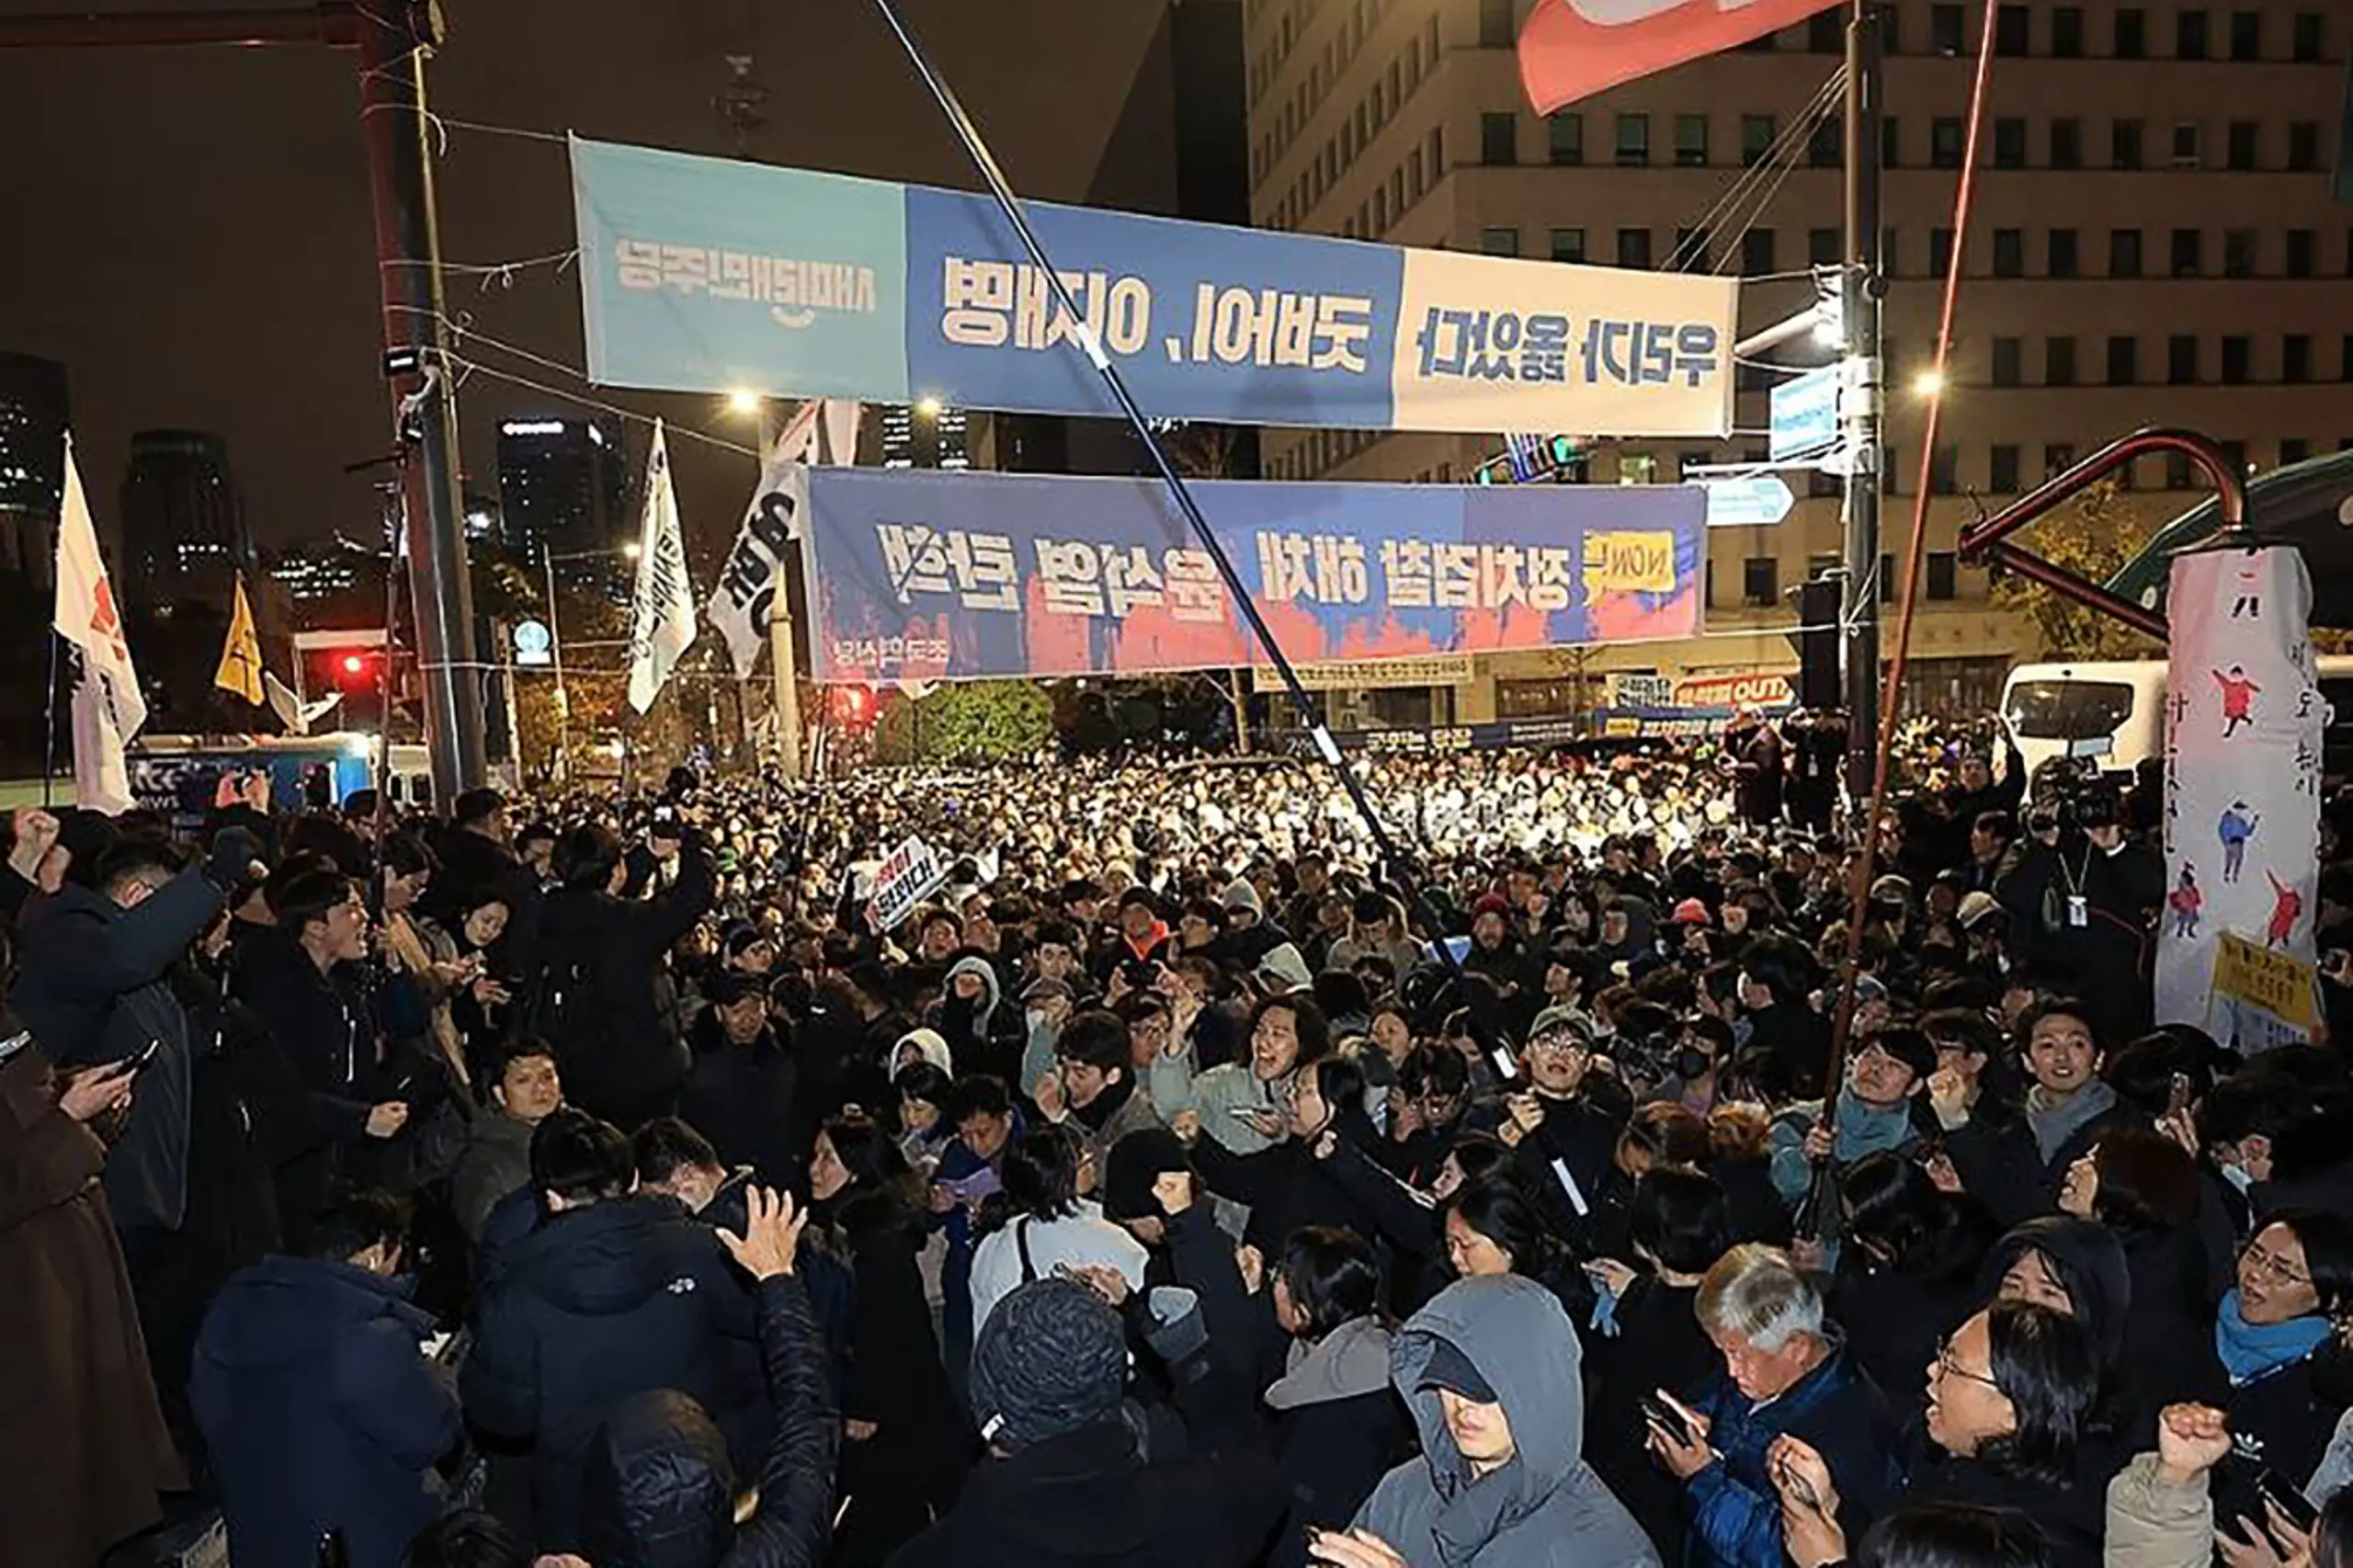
top-left (1519, 0), bottom-right (1844, 115)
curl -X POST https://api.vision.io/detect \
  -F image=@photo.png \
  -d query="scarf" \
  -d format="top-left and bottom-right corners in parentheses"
top-left (2214, 1289), bottom-right (2330, 1384)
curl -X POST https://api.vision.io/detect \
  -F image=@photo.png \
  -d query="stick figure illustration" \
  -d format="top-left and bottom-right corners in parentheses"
top-left (2167, 865), bottom-right (2203, 938)
top-left (2213, 665), bottom-right (2261, 738)
top-left (2267, 869), bottom-right (2303, 949)
top-left (2218, 802), bottom-right (2258, 883)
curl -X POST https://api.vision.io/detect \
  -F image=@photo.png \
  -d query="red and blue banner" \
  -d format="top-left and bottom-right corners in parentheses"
top-left (799, 467), bottom-right (1705, 685)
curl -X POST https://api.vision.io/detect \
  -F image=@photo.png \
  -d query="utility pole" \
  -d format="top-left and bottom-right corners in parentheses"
top-left (1838, 0), bottom-right (1886, 799)
top-left (0, 1), bottom-right (488, 801)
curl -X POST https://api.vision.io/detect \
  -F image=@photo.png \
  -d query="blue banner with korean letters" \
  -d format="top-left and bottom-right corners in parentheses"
top-left (798, 466), bottom-right (1705, 685)
top-left (570, 137), bottom-right (1738, 437)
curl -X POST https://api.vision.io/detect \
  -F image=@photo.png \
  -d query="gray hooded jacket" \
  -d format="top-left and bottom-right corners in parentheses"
top-left (1355, 1276), bottom-right (1661, 1568)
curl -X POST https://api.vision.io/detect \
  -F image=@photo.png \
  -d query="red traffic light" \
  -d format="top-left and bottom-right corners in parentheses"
top-left (341, 653), bottom-right (367, 676)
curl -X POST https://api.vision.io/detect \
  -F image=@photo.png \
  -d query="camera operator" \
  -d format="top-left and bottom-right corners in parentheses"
top-left (1992, 770), bottom-right (2163, 1047)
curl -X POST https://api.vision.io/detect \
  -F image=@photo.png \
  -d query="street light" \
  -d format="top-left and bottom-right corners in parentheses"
top-left (1912, 369), bottom-right (1948, 399)
top-left (621, 540), bottom-right (642, 561)
top-left (915, 395), bottom-right (943, 418)
top-left (726, 388), bottom-right (763, 417)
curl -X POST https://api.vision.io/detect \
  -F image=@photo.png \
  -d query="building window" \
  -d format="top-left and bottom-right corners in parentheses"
top-left (2345, 334), bottom-right (2353, 380)
top-left (2108, 335), bottom-right (2140, 384)
top-left (1741, 114), bottom-right (1777, 166)
top-left (2177, 8), bottom-right (2210, 58)
top-left (1884, 446), bottom-right (1901, 496)
top-left (1618, 113), bottom-right (1652, 166)
top-left (1927, 552), bottom-right (1961, 601)
top-left (1993, 229), bottom-right (2025, 277)
top-left (1882, 226), bottom-right (1901, 276)
top-left (1427, 126), bottom-right (1443, 179)
top-left (2051, 119), bottom-right (2083, 168)
top-left (2223, 229), bottom-right (2256, 278)
top-left (2282, 437), bottom-right (2312, 466)
top-left (1995, 5), bottom-right (2030, 54)
top-left (1807, 116), bottom-right (1842, 167)
top-left (1674, 113), bottom-right (1708, 166)
top-left (2288, 230), bottom-right (2317, 277)
top-left (2165, 451), bottom-right (2195, 488)
top-left (2169, 335), bottom-right (2200, 383)
top-left (2116, 8), bottom-right (2148, 57)
top-left (1479, 0), bottom-right (1514, 48)
top-left (2222, 335), bottom-right (2252, 383)
top-left (2171, 121), bottom-right (2201, 166)
top-left (1742, 558), bottom-right (1779, 608)
top-left (1617, 227), bottom-right (1653, 268)
top-left (1809, 227), bottom-right (1840, 266)
top-left (2226, 119), bottom-right (2258, 170)
top-left (2045, 444), bottom-right (2077, 478)
top-left (2110, 228), bottom-right (2143, 277)
top-left (1931, 4), bottom-right (1966, 55)
top-left (1741, 229), bottom-right (1779, 277)
top-left (1550, 226), bottom-right (1586, 263)
top-left (2285, 335), bottom-right (2313, 383)
top-left (1932, 118), bottom-right (1965, 166)
top-left (1480, 226), bottom-right (1519, 257)
top-left (1992, 337), bottom-right (2024, 387)
top-left (1674, 226), bottom-right (1713, 269)
top-left (2052, 6), bottom-right (2086, 56)
top-left (2047, 336), bottom-right (2078, 386)
top-left (1808, 9), bottom-right (1842, 51)
top-left (1879, 554), bottom-right (1896, 605)
top-left (2293, 13), bottom-right (2324, 62)
top-left (1990, 445), bottom-right (2022, 492)
top-left (2289, 121), bottom-right (2321, 172)
top-left (1930, 227), bottom-right (1955, 278)
top-left (1882, 117), bottom-right (1902, 168)
top-left (2222, 439), bottom-right (2248, 474)
top-left (2049, 230), bottom-right (2080, 278)
top-left (1994, 118), bottom-right (2027, 167)
top-left (1549, 112), bottom-right (1585, 165)
top-left (2171, 228), bottom-right (2203, 277)
top-left (2112, 119), bottom-right (2145, 169)
top-left (2229, 8), bottom-right (2260, 60)
top-left (1482, 112), bottom-right (1518, 165)
top-left (1931, 445), bottom-right (1961, 494)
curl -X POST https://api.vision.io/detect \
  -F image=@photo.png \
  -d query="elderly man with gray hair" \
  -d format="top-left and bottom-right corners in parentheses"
top-left (1641, 1244), bottom-right (1902, 1568)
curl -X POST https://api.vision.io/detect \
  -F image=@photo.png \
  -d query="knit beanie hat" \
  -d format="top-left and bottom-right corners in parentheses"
top-left (970, 1278), bottom-right (1128, 1452)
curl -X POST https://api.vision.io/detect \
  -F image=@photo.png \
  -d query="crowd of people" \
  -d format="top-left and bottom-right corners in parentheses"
top-left (7, 715), bottom-right (2353, 1568)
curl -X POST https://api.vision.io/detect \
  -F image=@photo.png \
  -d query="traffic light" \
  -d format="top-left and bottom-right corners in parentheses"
top-left (831, 685), bottom-right (876, 725)
top-left (1786, 576), bottom-right (1844, 710)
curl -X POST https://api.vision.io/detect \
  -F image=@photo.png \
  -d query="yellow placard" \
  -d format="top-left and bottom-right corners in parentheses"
top-left (2211, 932), bottom-right (2316, 1029)
top-left (1583, 531), bottom-right (1677, 597)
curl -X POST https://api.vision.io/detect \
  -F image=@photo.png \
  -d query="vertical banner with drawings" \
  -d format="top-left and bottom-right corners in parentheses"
top-left (2155, 547), bottom-right (2323, 1051)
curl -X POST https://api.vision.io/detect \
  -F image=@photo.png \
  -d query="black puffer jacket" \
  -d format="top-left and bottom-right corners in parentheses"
top-left (579, 1272), bottom-right (838, 1568)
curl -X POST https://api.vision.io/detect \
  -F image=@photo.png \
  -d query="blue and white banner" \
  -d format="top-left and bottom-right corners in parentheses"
top-left (570, 137), bottom-right (1738, 438)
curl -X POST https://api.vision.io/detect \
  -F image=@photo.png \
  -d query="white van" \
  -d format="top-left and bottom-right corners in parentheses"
top-left (2003, 656), bottom-right (2353, 780)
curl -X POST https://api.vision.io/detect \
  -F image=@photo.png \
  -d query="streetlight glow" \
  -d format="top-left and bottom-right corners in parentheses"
top-left (726, 389), bottom-right (763, 416)
top-left (1912, 369), bottom-right (1947, 398)
top-left (915, 395), bottom-right (944, 418)
top-left (621, 540), bottom-right (642, 561)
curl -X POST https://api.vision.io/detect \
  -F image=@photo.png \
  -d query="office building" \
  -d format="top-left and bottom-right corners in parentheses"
top-left (495, 416), bottom-right (626, 562)
top-left (119, 429), bottom-right (254, 607)
top-left (881, 401), bottom-right (972, 470)
top-left (1244, 0), bottom-right (2353, 722)
top-left (0, 351), bottom-right (69, 587)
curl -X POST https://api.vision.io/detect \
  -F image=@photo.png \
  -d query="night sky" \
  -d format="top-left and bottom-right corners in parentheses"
top-left (0, 0), bottom-right (1170, 554)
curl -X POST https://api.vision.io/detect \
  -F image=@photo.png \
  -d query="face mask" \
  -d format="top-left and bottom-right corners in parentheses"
top-left (1025, 1008), bottom-right (1050, 1035)
top-left (2221, 1162), bottom-right (2254, 1194)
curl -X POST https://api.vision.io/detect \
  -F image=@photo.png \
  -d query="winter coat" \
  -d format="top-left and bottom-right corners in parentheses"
top-left (0, 1044), bottom-right (185, 1568)
top-left (460, 1191), bottom-right (756, 1550)
top-left (1904, 1449), bottom-right (2109, 1568)
top-left (1679, 1334), bottom-right (1900, 1568)
top-left (1356, 1275), bottom-right (1661, 1568)
top-left (2103, 1451), bottom-right (2213, 1568)
top-left (969, 1202), bottom-right (1151, 1345)
top-left (452, 1109), bottom-right (536, 1243)
top-left (528, 846), bottom-right (713, 1124)
top-left (679, 1006), bottom-right (803, 1185)
top-left (1190, 1117), bottom-right (1390, 1258)
top-left (7, 868), bottom-right (223, 1231)
top-left (1944, 1084), bottom-right (2140, 1229)
top-left (190, 1255), bottom-right (461, 1568)
top-left (1583, 1276), bottom-right (1716, 1558)
top-left (577, 1274), bottom-right (838, 1568)
top-left (1263, 1318), bottom-right (1414, 1568)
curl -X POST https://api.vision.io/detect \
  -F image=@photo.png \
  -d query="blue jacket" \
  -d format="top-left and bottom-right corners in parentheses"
top-left (1681, 1339), bottom-right (1900, 1568)
top-left (191, 1256), bottom-right (460, 1568)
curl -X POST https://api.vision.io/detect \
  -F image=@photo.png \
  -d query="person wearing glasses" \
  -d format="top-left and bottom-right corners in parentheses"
top-left (2213, 1209), bottom-right (2353, 1529)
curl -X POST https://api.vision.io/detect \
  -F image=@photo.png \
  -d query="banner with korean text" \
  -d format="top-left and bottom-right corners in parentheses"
top-left (570, 137), bottom-right (1737, 438)
top-left (799, 467), bottom-right (1704, 685)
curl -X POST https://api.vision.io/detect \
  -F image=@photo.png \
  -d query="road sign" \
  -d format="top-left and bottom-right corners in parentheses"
top-left (1769, 364), bottom-right (1841, 463)
top-left (513, 619), bottom-right (553, 668)
top-left (1702, 473), bottom-right (1796, 528)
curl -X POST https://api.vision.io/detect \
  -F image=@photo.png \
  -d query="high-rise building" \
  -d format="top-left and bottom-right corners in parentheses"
top-left (119, 429), bottom-right (253, 606)
top-left (1245, 0), bottom-right (2353, 722)
top-left (881, 402), bottom-right (972, 470)
top-left (494, 416), bottom-right (626, 562)
top-left (0, 351), bottom-right (69, 588)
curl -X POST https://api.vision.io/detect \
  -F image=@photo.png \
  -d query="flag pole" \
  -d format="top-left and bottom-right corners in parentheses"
top-left (41, 631), bottom-right (59, 809)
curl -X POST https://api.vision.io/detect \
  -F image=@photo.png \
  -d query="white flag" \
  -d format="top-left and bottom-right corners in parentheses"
top-left (819, 399), bottom-right (862, 467)
top-left (707, 406), bottom-right (820, 679)
top-left (626, 421), bottom-right (698, 714)
top-left (53, 437), bottom-right (147, 812)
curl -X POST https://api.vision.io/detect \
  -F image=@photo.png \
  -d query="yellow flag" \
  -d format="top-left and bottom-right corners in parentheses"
top-left (214, 574), bottom-right (265, 705)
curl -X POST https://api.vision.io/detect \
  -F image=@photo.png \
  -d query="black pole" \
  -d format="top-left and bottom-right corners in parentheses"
top-left (1838, 0), bottom-right (1885, 799)
top-left (354, 1), bottom-right (485, 802)
top-left (42, 632), bottom-right (60, 809)
top-left (866, 0), bottom-right (1461, 976)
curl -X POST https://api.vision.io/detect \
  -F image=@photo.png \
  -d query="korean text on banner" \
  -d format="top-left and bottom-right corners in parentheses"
top-left (1518, 0), bottom-right (1843, 114)
top-left (625, 421), bottom-right (698, 714)
top-left (798, 467), bottom-right (1705, 686)
top-left (869, 835), bottom-right (948, 934)
top-left (2154, 547), bottom-right (2322, 1052)
top-left (54, 439), bottom-right (146, 813)
top-left (570, 136), bottom-right (1737, 440)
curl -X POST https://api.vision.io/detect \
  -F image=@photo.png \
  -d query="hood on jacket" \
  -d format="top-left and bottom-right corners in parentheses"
top-left (1267, 1316), bottom-right (1393, 1411)
top-left (199, 1255), bottom-right (431, 1371)
top-left (893, 1026), bottom-right (954, 1078)
top-left (1978, 1216), bottom-right (2131, 1365)
top-left (578, 1389), bottom-right (733, 1568)
top-left (1392, 1275), bottom-right (1586, 1512)
top-left (948, 956), bottom-right (1004, 1024)
top-left (503, 1195), bottom-right (711, 1318)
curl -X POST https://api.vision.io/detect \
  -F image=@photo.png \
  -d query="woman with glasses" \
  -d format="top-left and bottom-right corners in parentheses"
top-left (2214, 1208), bottom-right (2353, 1528)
